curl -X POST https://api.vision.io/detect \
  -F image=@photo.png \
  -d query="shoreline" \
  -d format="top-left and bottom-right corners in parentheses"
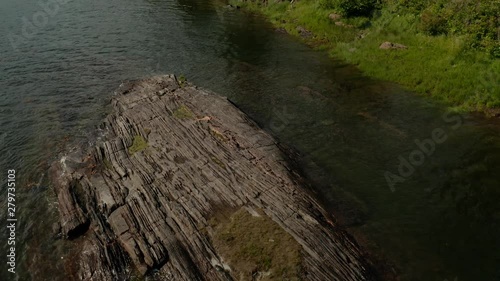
top-left (228, 0), bottom-right (499, 117)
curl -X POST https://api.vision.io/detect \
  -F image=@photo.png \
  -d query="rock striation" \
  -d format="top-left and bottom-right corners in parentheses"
top-left (49, 75), bottom-right (377, 280)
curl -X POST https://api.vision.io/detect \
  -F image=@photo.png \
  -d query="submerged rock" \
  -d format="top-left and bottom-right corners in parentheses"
top-left (49, 75), bottom-right (377, 280)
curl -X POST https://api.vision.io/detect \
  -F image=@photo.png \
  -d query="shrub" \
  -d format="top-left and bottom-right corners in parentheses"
top-left (419, 7), bottom-right (448, 35)
top-left (393, 0), bottom-right (498, 57)
top-left (319, 0), bottom-right (379, 17)
top-left (177, 74), bottom-right (187, 87)
top-left (490, 45), bottom-right (500, 59)
top-left (318, 0), bottom-right (336, 9)
top-left (336, 0), bottom-right (380, 17)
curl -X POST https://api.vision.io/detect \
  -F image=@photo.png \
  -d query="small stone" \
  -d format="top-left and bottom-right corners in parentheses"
top-left (329, 13), bottom-right (342, 21)
top-left (275, 27), bottom-right (287, 34)
top-left (296, 26), bottom-right (313, 38)
top-left (379, 41), bottom-right (408, 49)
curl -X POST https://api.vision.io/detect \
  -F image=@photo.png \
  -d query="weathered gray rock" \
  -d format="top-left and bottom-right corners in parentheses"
top-left (275, 27), bottom-right (288, 34)
top-left (50, 75), bottom-right (377, 280)
top-left (296, 26), bottom-right (313, 38)
top-left (379, 41), bottom-right (408, 50)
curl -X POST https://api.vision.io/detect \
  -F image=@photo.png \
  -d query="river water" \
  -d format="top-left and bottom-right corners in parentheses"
top-left (0, 0), bottom-right (499, 280)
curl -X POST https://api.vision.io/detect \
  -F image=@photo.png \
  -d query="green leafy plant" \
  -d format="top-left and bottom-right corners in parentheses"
top-left (321, 0), bottom-right (379, 17)
top-left (419, 7), bottom-right (448, 35)
top-left (178, 74), bottom-right (187, 87)
top-left (340, 0), bottom-right (380, 17)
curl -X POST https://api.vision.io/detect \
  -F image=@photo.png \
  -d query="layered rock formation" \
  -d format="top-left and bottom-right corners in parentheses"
top-left (49, 75), bottom-right (377, 280)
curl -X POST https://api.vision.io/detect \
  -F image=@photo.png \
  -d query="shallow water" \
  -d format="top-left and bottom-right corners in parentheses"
top-left (0, 0), bottom-right (499, 280)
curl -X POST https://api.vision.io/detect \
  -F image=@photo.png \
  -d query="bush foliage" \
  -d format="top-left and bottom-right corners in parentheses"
top-left (386, 0), bottom-right (499, 57)
top-left (320, 0), bottom-right (380, 16)
top-left (323, 0), bottom-right (499, 57)
top-left (413, 0), bottom-right (498, 57)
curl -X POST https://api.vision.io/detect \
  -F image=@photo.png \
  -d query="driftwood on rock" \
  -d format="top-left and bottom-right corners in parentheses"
top-left (49, 75), bottom-right (377, 280)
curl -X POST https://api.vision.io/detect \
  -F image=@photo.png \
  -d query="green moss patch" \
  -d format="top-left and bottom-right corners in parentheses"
top-left (209, 154), bottom-right (226, 169)
top-left (128, 135), bottom-right (148, 155)
top-left (177, 74), bottom-right (187, 87)
top-left (209, 127), bottom-right (228, 142)
top-left (211, 208), bottom-right (302, 280)
top-left (173, 104), bottom-right (195, 119)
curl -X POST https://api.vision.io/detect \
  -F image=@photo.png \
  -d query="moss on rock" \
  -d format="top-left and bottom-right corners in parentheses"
top-left (211, 208), bottom-right (302, 281)
top-left (173, 104), bottom-right (195, 119)
top-left (128, 135), bottom-right (148, 155)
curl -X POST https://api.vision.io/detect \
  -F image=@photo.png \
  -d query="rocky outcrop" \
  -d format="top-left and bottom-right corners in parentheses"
top-left (49, 75), bottom-right (377, 280)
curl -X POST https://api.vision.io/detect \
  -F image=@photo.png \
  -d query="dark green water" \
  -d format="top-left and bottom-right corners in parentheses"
top-left (0, 0), bottom-right (499, 280)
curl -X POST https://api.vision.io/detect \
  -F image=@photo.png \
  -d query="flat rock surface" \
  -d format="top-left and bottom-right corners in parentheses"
top-left (50, 75), bottom-right (377, 280)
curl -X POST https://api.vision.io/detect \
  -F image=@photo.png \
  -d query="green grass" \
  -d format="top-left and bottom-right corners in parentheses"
top-left (211, 208), bottom-right (302, 280)
top-left (128, 135), bottom-right (148, 155)
top-left (231, 0), bottom-right (500, 113)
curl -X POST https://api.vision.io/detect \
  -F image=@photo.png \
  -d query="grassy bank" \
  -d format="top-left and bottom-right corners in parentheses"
top-left (229, 0), bottom-right (500, 114)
